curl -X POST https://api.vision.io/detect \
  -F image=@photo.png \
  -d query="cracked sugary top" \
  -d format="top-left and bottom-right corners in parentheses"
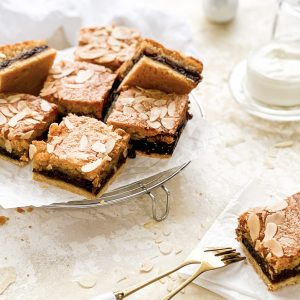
top-left (107, 87), bottom-right (189, 136)
top-left (0, 93), bottom-right (57, 141)
top-left (238, 193), bottom-right (300, 269)
top-left (40, 60), bottom-right (117, 102)
top-left (75, 25), bottom-right (141, 70)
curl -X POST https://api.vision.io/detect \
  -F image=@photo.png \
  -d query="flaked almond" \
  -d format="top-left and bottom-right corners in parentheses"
top-left (264, 238), bottom-right (284, 257)
top-left (0, 112), bottom-right (7, 125)
top-left (5, 140), bottom-right (12, 153)
top-left (247, 213), bottom-right (260, 242)
top-left (79, 135), bottom-right (88, 151)
top-left (1, 107), bottom-right (14, 117)
top-left (139, 113), bottom-right (148, 120)
top-left (75, 69), bottom-right (94, 84)
top-left (167, 102), bottom-right (176, 117)
top-left (7, 95), bottom-right (21, 103)
top-left (17, 101), bottom-right (28, 111)
top-left (105, 139), bottom-right (116, 154)
top-left (8, 104), bottom-right (19, 114)
top-left (40, 86), bottom-right (57, 97)
top-left (159, 107), bottom-right (168, 118)
top-left (8, 109), bottom-right (29, 127)
top-left (64, 118), bottom-right (74, 130)
top-left (107, 36), bottom-right (121, 46)
top-left (111, 27), bottom-right (133, 40)
top-left (0, 52), bottom-right (6, 58)
top-left (147, 120), bottom-right (161, 129)
top-left (161, 118), bottom-right (175, 130)
top-left (98, 53), bottom-right (116, 63)
top-left (267, 200), bottom-right (288, 212)
top-left (123, 106), bottom-right (136, 116)
top-left (0, 99), bottom-right (7, 104)
top-left (78, 49), bottom-right (106, 60)
top-left (49, 66), bottom-right (62, 75)
top-left (63, 83), bottom-right (85, 89)
top-left (53, 68), bottom-right (74, 79)
top-left (120, 98), bottom-right (134, 106)
top-left (40, 100), bottom-right (52, 112)
top-left (155, 99), bottom-right (167, 106)
top-left (20, 130), bottom-right (34, 140)
top-left (81, 158), bottom-right (103, 173)
top-left (133, 103), bottom-right (145, 113)
top-left (150, 107), bottom-right (161, 122)
top-left (23, 118), bottom-right (39, 125)
top-left (29, 144), bottom-right (37, 160)
top-left (265, 211), bottom-right (285, 225)
top-left (263, 223), bottom-right (277, 243)
top-left (91, 141), bottom-right (106, 153)
top-left (46, 143), bottom-right (55, 153)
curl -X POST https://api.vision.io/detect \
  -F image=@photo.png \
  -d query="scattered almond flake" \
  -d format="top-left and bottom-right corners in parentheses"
top-left (140, 261), bottom-right (153, 273)
top-left (264, 238), bottom-right (284, 257)
top-left (0, 267), bottom-right (17, 294)
top-left (46, 143), bottom-right (55, 154)
top-left (0, 112), bottom-right (7, 125)
top-left (155, 99), bottom-right (167, 106)
top-left (150, 107), bottom-right (161, 122)
top-left (123, 106), bottom-right (136, 116)
top-left (274, 141), bottom-right (293, 148)
top-left (161, 118), bottom-right (175, 130)
top-left (91, 141), bottom-right (106, 153)
top-left (159, 107), bottom-right (168, 118)
top-left (63, 83), bottom-right (85, 89)
top-left (7, 95), bottom-right (21, 102)
top-left (159, 277), bottom-right (167, 284)
top-left (147, 120), bottom-right (161, 129)
top-left (265, 211), bottom-right (285, 225)
top-left (155, 235), bottom-right (164, 244)
top-left (75, 69), bottom-right (94, 84)
top-left (40, 100), bottom-right (52, 112)
top-left (78, 49), bottom-right (106, 60)
top-left (174, 246), bottom-right (183, 255)
top-left (81, 158), bottom-right (103, 173)
top-left (159, 242), bottom-right (173, 255)
top-left (267, 200), bottom-right (288, 212)
top-left (0, 52), bottom-right (6, 59)
top-left (76, 274), bottom-right (97, 289)
top-left (167, 280), bottom-right (175, 292)
top-left (139, 113), bottom-right (148, 120)
top-left (133, 103), bottom-right (145, 113)
top-left (1, 107), bottom-right (14, 117)
top-left (64, 118), bottom-right (74, 130)
top-left (53, 68), bottom-right (74, 79)
top-left (168, 273), bottom-right (177, 281)
top-left (79, 135), bottom-right (88, 151)
top-left (99, 53), bottom-right (116, 63)
top-left (247, 213), bottom-right (260, 242)
top-left (105, 139), bottom-right (116, 154)
top-left (20, 130), bottom-right (34, 140)
top-left (29, 144), bottom-right (37, 160)
top-left (7, 104), bottom-right (19, 114)
top-left (263, 222), bottom-right (277, 243)
top-left (167, 102), bottom-right (176, 117)
top-left (8, 109), bottom-right (29, 127)
top-left (5, 140), bottom-right (12, 153)
top-left (163, 227), bottom-right (171, 236)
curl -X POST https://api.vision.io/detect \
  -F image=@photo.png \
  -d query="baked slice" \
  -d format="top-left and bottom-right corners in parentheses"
top-left (117, 39), bottom-right (203, 94)
top-left (75, 25), bottom-right (141, 71)
top-left (107, 87), bottom-right (189, 157)
top-left (0, 93), bottom-right (58, 165)
top-left (236, 193), bottom-right (300, 291)
top-left (31, 114), bottom-right (130, 199)
top-left (0, 40), bottom-right (56, 95)
top-left (40, 61), bottom-right (117, 119)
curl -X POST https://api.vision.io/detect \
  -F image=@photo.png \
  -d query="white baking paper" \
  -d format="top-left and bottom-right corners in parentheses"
top-left (180, 174), bottom-right (300, 300)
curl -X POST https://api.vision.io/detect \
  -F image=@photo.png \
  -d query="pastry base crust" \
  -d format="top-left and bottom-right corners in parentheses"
top-left (135, 150), bottom-right (171, 159)
top-left (240, 243), bottom-right (300, 291)
top-left (32, 159), bottom-right (127, 200)
top-left (0, 152), bottom-right (28, 166)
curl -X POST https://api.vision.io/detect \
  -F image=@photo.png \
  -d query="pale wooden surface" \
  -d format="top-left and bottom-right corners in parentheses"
top-left (2, 1), bottom-right (297, 299)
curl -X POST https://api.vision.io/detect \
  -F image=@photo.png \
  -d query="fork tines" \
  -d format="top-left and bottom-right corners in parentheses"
top-left (204, 247), bottom-right (246, 264)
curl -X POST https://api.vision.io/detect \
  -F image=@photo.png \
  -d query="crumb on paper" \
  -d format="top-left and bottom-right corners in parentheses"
top-left (26, 207), bottom-right (34, 212)
top-left (16, 207), bottom-right (25, 213)
top-left (0, 216), bottom-right (9, 226)
top-left (143, 219), bottom-right (158, 229)
top-left (0, 267), bottom-right (16, 295)
top-left (140, 261), bottom-right (153, 273)
top-left (76, 274), bottom-right (97, 289)
top-left (159, 242), bottom-right (173, 255)
top-left (274, 140), bottom-right (294, 148)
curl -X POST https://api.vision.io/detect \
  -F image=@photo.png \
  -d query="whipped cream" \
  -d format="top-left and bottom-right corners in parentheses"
top-left (246, 42), bottom-right (300, 107)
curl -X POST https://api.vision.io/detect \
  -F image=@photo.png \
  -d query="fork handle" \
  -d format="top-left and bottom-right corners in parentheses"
top-left (162, 262), bottom-right (210, 300)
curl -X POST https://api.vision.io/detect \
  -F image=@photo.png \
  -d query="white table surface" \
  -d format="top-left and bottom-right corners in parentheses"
top-left (2, 0), bottom-right (299, 299)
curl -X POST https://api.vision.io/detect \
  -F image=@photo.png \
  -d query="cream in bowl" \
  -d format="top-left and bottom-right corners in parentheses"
top-left (245, 42), bottom-right (300, 107)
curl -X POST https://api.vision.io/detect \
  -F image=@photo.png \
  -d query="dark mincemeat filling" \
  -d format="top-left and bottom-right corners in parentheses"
top-left (0, 45), bottom-right (49, 70)
top-left (0, 146), bottom-right (25, 161)
top-left (33, 153), bottom-right (127, 195)
top-left (242, 237), bottom-right (300, 283)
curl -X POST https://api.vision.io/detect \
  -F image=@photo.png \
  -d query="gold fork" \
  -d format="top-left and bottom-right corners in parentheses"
top-left (92, 247), bottom-right (245, 300)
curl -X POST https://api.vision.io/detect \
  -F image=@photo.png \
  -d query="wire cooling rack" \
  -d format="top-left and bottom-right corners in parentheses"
top-left (47, 93), bottom-right (204, 221)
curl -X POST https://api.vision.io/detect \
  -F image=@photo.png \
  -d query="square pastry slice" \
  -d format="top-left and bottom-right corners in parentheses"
top-left (0, 40), bottom-right (56, 95)
top-left (107, 87), bottom-right (189, 157)
top-left (40, 61), bottom-right (117, 119)
top-left (75, 25), bottom-right (141, 71)
top-left (31, 114), bottom-right (130, 199)
top-left (236, 193), bottom-right (300, 291)
top-left (0, 93), bottom-right (58, 165)
top-left (117, 39), bottom-right (203, 94)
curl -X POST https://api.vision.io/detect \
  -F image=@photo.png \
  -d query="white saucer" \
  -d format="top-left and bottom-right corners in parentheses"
top-left (229, 60), bottom-right (300, 122)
